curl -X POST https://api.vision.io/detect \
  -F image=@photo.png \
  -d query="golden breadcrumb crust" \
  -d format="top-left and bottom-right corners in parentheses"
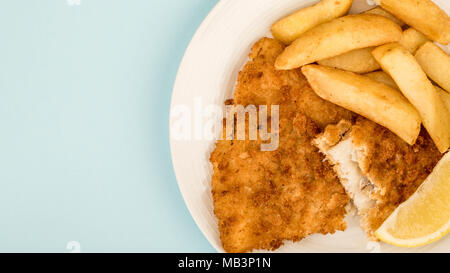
top-left (351, 117), bottom-right (443, 237)
top-left (210, 38), bottom-right (354, 253)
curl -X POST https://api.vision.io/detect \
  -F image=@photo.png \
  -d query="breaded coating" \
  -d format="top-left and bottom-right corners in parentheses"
top-left (210, 38), bottom-right (354, 253)
top-left (352, 117), bottom-right (443, 237)
top-left (314, 117), bottom-right (443, 240)
top-left (233, 38), bottom-right (355, 130)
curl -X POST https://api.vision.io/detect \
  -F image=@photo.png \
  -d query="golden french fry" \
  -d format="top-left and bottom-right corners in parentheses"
top-left (363, 71), bottom-right (398, 89)
top-left (436, 86), bottom-right (450, 144)
top-left (318, 47), bottom-right (380, 73)
top-left (379, 0), bottom-right (450, 45)
top-left (366, 71), bottom-right (449, 109)
top-left (437, 86), bottom-right (450, 113)
top-left (415, 42), bottom-right (450, 93)
top-left (372, 43), bottom-right (450, 153)
top-left (275, 14), bottom-right (402, 70)
top-left (364, 6), bottom-right (405, 27)
top-left (302, 64), bottom-right (421, 145)
top-left (271, 0), bottom-right (353, 45)
top-left (399, 28), bottom-right (430, 53)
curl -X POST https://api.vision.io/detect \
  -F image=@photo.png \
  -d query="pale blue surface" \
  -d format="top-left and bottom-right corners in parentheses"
top-left (0, 0), bottom-right (218, 252)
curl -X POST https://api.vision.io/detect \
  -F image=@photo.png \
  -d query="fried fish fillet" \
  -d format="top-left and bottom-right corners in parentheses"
top-left (210, 38), bottom-right (355, 253)
top-left (314, 117), bottom-right (443, 240)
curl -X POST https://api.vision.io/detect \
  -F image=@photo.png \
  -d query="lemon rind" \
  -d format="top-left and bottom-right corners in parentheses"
top-left (375, 222), bottom-right (450, 248)
top-left (374, 152), bottom-right (450, 248)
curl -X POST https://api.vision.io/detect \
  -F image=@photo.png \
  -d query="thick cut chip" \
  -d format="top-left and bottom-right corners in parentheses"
top-left (318, 47), bottom-right (380, 74)
top-left (271, 0), bottom-right (353, 44)
top-left (364, 6), bottom-right (405, 27)
top-left (399, 28), bottom-right (430, 54)
top-left (302, 64), bottom-right (421, 145)
top-left (372, 43), bottom-right (450, 153)
top-left (379, 0), bottom-right (450, 44)
top-left (275, 14), bottom-right (402, 70)
top-left (415, 42), bottom-right (450, 93)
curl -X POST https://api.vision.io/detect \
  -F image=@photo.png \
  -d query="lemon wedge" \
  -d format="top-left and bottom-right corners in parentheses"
top-left (375, 152), bottom-right (450, 248)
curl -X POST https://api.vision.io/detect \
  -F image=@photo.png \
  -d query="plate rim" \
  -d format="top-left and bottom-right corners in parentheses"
top-left (169, 0), bottom-right (226, 253)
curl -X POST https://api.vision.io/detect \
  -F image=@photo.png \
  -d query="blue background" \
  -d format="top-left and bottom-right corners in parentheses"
top-left (0, 0), bottom-right (218, 252)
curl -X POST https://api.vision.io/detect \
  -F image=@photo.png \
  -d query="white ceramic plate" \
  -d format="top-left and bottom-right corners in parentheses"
top-left (170, 0), bottom-right (450, 253)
